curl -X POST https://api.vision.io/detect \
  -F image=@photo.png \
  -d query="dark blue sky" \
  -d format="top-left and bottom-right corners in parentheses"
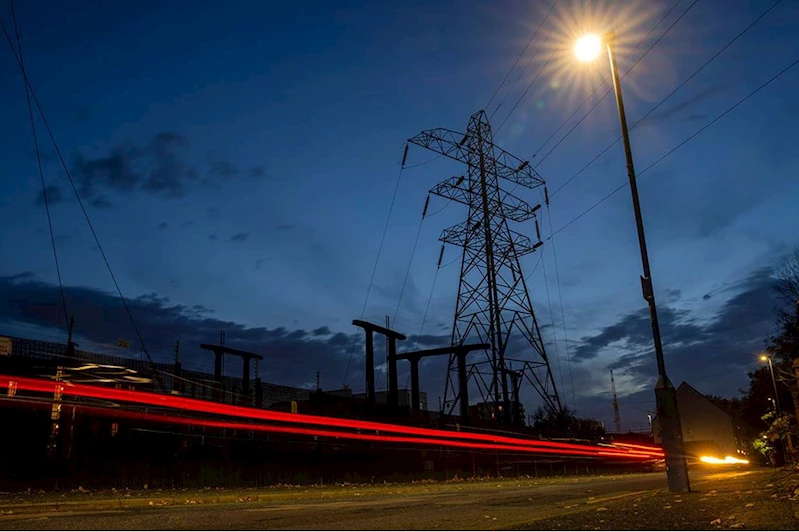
top-left (1, 0), bottom-right (798, 427)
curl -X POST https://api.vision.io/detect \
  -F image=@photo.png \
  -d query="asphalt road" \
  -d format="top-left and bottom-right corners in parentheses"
top-left (1, 468), bottom-right (796, 530)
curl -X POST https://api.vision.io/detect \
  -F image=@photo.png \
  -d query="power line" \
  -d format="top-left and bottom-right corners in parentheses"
top-left (524, 249), bottom-right (545, 282)
top-left (494, 0), bottom-right (601, 132)
top-left (0, 17), bottom-right (160, 375)
top-left (343, 145), bottom-right (408, 385)
top-left (393, 197), bottom-right (433, 327)
top-left (545, 200), bottom-right (576, 411)
top-left (9, 1), bottom-right (69, 334)
top-left (549, 55), bottom-right (799, 239)
top-left (404, 252), bottom-right (445, 390)
top-left (489, 0), bottom-right (562, 123)
top-left (403, 153), bottom-right (443, 169)
top-left (529, 0), bottom-right (686, 160)
top-left (534, 0), bottom-right (702, 167)
top-left (550, 0), bottom-right (784, 199)
top-left (385, 201), bottom-right (428, 386)
top-left (539, 248), bottom-right (565, 401)
top-left (485, 0), bottom-right (562, 114)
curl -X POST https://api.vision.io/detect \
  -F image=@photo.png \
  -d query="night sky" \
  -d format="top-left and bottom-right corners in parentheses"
top-left (1, 0), bottom-right (798, 429)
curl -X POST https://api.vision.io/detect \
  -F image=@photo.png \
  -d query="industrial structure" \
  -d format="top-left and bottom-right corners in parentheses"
top-left (406, 110), bottom-right (561, 424)
top-left (0, 331), bottom-right (660, 490)
top-left (652, 382), bottom-right (749, 460)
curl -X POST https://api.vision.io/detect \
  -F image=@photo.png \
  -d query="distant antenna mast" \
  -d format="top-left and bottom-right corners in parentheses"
top-left (611, 370), bottom-right (622, 433)
top-left (386, 315), bottom-right (390, 390)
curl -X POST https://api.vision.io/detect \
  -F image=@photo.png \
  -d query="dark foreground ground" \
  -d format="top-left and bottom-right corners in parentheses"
top-left (0, 467), bottom-right (797, 530)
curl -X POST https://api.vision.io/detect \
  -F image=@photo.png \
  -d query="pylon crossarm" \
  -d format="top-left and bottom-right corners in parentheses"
top-left (408, 128), bottom-right (544, 190)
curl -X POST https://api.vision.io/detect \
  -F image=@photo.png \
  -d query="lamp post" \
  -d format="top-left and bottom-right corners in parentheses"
top-left (760, 355), bottom-right (781, 414)
top-left (574, 32), bottom-right (691, 492)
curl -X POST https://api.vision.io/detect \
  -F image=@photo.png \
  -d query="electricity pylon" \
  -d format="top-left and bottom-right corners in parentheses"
top-left (407, 110), bottom-right (562, 423)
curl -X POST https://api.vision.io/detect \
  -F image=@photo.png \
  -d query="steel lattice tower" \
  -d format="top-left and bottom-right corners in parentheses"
top-left (408, 110), bottom-right (562, 422)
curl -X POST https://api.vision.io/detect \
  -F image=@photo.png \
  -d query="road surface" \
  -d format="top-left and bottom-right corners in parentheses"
top-left (1, 468), bottom-right (796, 530)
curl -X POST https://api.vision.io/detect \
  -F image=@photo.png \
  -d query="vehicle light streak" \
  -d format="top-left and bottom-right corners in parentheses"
top-left (1, 375), bottom-right (663, 458)
top-left (699, 455), bottom-right (749, 465)
top-left (44, 403), bottom-right (653, 458)
top-left (612, 442), bottom-right (664, 453)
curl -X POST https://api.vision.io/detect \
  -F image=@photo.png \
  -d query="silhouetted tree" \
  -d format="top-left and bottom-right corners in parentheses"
top-left (768, 247), bottom-right (799, 366)
top-left (531, 406), bottom-right (606, 440)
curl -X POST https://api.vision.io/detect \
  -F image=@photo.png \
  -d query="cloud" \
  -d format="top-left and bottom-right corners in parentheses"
top-left (34, 185), bottom-right (64, 206)
top-left (250, 166), bottom-right (266, 178)
top-left (156, 222), bottom-right (168, 230)
top-left (637, 83), bottom-right (729, 128)
top-left (0, 273), bottom-right (363, 387)
top-left (64, 133), bottom-right (260, 206)
top-left (571, 267), bottom-right (778, 400)
top-left (207, 207), bottom-right (221, 220)
top-left (90, 195), bottom-right (113, 209)
top-left (255, 259), bottom-right (265, 270)
top-left (229, 233), bottom-right (249, 243)
top-left (207, 160), bottom-right (239, 180)
top-left (208, 234), bottom-right (218, 242)
top-left (181, 220), bottom-right (195, 228)
top-left (275, 224), bottom-right (296, 231)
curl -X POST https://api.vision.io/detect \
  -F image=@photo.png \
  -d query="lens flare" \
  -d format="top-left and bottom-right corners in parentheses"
top-left (574, 34), bottom-right (603, 62)
top-left (699, 456), bottom-right (749, 465)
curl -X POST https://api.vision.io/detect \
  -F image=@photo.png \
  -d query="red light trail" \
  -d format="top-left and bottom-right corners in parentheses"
top-left (1, 375), bottom-right (663, 459)
top-left (35, 403), bottom-right (651, 458)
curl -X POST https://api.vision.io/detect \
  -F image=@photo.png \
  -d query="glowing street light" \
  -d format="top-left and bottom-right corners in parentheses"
top-left (573, 31), bottom-right (691, 493)
top-left (573, 34), bottom-right (603, 62)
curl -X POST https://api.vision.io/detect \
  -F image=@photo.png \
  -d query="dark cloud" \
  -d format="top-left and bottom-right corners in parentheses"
top-left (207, 207), bottom-right (221, 220)
top-left (255, 259), bottom-right (265, 270)
top-left (208, 160), bottom-right (239, 180)
top-left (572, 267), bottom-right (778, 398)
top-left (90, 195), bottom-right (113, 209)
top-left (275, 224), bottom-right (296, 231)
top-left (229, 233), bottom-right (249, 243)
top-left (0, 273), bottom-right (362, 387)
top-left (208, 234), bottom-right (218, 242)
top-left (64, 133), bottom-right (259, 206)
top-left (312, 326), bottom-right (331, 336)
top-left (637, 83), bottom-right (729, 128)
top-left (156, 222), bottom-right (168, 230)
top-left (33, 185), bottom-right (64, 207)
top-left (181, 220), bottom-right (195, 228)
top-left (250, 166), bottom-right (266, 178)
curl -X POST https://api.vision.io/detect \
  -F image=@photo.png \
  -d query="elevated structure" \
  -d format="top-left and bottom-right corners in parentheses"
top-left (393, 343), bottom-right (489, 420)
top-left (200, 343), bottom-right (263, 402)
top-left (351, 319), bottom-right (407, 409)
top-left (611, 370), bottom-right (622, 433)
top-left (407, 110), bottom-right (561, 422)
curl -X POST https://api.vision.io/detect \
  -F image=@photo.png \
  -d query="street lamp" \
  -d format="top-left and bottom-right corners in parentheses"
top-left (760, 354), bottom-right (781, 414)
top-left (574, 32), bottom-right (691, 493)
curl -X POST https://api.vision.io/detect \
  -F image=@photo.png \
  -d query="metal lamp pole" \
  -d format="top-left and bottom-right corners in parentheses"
top-left (763, 355), bottom-right (781, 413)
top-left (603, 31), bottom-right (691, 492)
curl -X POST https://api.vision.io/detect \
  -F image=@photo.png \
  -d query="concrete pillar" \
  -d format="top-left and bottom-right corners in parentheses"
top-left (388, 337), bottom-right (399, 409)
top-left (410, 357), bottom-right (421, 415)
top-left (458, 352), bottom-right (469, 421)
top-left (365, 330), bottom-right (375, 406)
